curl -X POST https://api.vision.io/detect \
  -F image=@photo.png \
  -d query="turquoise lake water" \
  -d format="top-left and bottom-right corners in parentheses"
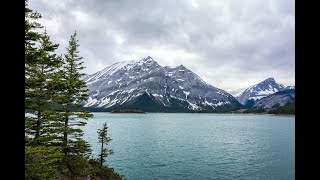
top-left (81, 113), bottom-right (295, 180)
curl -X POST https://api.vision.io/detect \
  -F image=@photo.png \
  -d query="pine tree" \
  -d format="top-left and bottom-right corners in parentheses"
top-left (25, 30), bottom-right (63, 145)
top-left (25, 146), bottom-right (63, 180)
top-left (25, 0), bottom-right (63, 146)
top-left (55, 31), bottom-right (93, 155)
top-left (25, 0), bottom-right (42, 94)
top-left (97, 122), bottom-right (113, 166)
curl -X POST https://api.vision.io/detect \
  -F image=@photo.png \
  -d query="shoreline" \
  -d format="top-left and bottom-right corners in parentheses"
top-left (269, 114), bottom-right (295, 117)
top-left (109, 112), bottom-right (145, 114)
top-left (99, 112), bottom-right (295, 116)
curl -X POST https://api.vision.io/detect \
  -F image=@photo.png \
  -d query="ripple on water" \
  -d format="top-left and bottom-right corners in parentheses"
top-left (81, 113), bottom-right (295, 180)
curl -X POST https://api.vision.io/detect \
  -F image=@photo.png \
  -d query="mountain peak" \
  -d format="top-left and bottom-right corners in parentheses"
top-left (237, 77), bottom-right (286, 106)
top-left (177, 64), bottom-right (186, 69)
top-left (143, 56), bottom-right (154, 61)
top-left (263, 77), bottom-right (275, 82)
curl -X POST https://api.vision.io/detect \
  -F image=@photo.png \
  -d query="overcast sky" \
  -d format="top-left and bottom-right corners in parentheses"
top-left (29, 0), bottom-right (294, 96)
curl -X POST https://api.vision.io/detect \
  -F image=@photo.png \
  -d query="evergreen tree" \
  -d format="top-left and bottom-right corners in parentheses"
top-left (25, 146), bottom-right (63, 180)
top-left (25, 0), bottom-right (42, 104)
top-left (25, 2), bottom-right (123, 178)
top-left (97, 122), bottom-right (113, 166)
top-left (55, 31), bottom-right (93, 155)
top-left (25, 30), bottom-right (62, 145)
top-left (25, 0), bottom-right (63, 145)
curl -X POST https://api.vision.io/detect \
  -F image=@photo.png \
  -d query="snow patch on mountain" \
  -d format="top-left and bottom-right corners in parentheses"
top-left (83, 56), bottom-right (241, 111)
top-left (236, 77), bottom-right (289, 107)
top-left (253, 89), bottom-right (295, 109)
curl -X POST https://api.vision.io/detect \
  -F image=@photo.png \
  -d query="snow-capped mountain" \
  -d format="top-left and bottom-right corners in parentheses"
top-left (236, 77), bottom-right (291, 108)
top-left (253, 89), bottom-right (295, 109)
top-left (83, 56), bottom-right (242, 112)
top-left (286, 85), bottom-right (295, 89)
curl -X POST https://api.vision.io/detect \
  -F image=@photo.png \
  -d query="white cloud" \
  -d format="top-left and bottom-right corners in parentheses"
top-left (29, 0), bottom-right (295, 96)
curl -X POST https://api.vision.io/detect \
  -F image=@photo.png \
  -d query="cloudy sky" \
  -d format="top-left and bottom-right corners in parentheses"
top-left (29, 0), bottom-right (295, 96)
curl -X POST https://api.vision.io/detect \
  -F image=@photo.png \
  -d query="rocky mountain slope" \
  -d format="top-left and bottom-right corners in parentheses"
top-left (253, 89), bottom-right (295, 109)
top-left (83, 56), bottom-right (242, 112)
top-left (236, 77), bottom-right (293, 108)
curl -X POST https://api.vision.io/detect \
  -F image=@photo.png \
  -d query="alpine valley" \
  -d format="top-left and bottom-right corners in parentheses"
top-left (82, 56), bottom-right (242, 112)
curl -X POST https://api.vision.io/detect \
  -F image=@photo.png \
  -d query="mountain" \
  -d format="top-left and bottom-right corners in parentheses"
top-left (286, 85), bottom-right (295, 89)
top-left (253, 89), bottom-right (295, 109)
top-left (83, 56), bottom-right (242, 112)
top-left (236, 77), bottom-right (289, 108)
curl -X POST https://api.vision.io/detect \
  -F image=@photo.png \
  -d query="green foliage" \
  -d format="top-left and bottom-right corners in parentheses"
top-left (25, 146), bottom-right (63, 180)
top-left (25, 0), bottom-right (42, 54)
top-left (111, 109), bottom-right (145, 113)
top-left (58, 155), bottom-right (92, 179)
top-left (268, 103), bottom-right (295, 115)
top-left (53, 31), bottom-right (93, 155)
top-left (243, 108), bottom-right (266, 113)
top-left (25, 2), bottom-right (123, 179)
top-left (25, 0), bottom-right (63, 146)
top-left (88, 159), bottom-right (125, 180)
top-left (97, 123), bottom-right (114, 166)
top-left (58, 156), bottom-right (124, 180)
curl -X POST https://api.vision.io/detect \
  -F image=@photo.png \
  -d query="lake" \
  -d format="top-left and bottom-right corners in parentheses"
top-left (81, 113), bottom-right (295, 180)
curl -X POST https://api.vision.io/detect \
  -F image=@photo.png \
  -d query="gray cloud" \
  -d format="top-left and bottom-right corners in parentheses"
top-left (29, 0), bottom-right (295, 96)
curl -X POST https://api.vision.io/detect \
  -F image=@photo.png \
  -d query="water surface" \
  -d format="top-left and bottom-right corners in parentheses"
top-left (82, 113), bottom-right (295, 180)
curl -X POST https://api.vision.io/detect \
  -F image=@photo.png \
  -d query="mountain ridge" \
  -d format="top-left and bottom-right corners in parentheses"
top-left (83, 56), bottom-right (242, 112)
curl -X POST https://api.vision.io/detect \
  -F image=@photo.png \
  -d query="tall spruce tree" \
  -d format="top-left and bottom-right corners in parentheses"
top-left (25, 30), bottom-right (63, 145)
top-left (97, 122), bottom-right (114, 166)
top-left (25, 0), bottom-right (41, 143)
top-left (25, 0), bottom-right (63, 145)
top-left (56, 31), bottom-right (93, 155)
top-left (25, 2), bottom-right (65, 178)
top-left (25, 0), bottom-right (42, 107)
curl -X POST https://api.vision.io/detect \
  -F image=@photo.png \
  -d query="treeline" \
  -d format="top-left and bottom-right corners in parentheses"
top-left (243, 108), bottom-right (266, 113)
top-left (197, 107), bottom-right (241, 113)
top-left (242, 103), bottom-right (295, 115)
top-left (25, 1), bottom-right (123, 179)
top-left (268, 103), bottom-right (295, 115)
top-left (111, 109), bottom-right (145, 113)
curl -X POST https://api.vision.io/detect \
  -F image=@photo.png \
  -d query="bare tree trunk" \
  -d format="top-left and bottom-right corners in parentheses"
top-left (100, 137), bottom-right (104, 166)
top-left (63, 114), bottom-right (68, 148)
top-left (35, 111), bottom-right (41, 140)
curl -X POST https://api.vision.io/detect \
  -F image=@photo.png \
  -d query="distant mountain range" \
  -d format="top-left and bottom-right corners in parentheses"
top-left (236, 78), bottom-right (294, 108)
top-left (83, 56), bottom-right (242, 112)
top-left (82, 56), bottom-right (294, 112)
